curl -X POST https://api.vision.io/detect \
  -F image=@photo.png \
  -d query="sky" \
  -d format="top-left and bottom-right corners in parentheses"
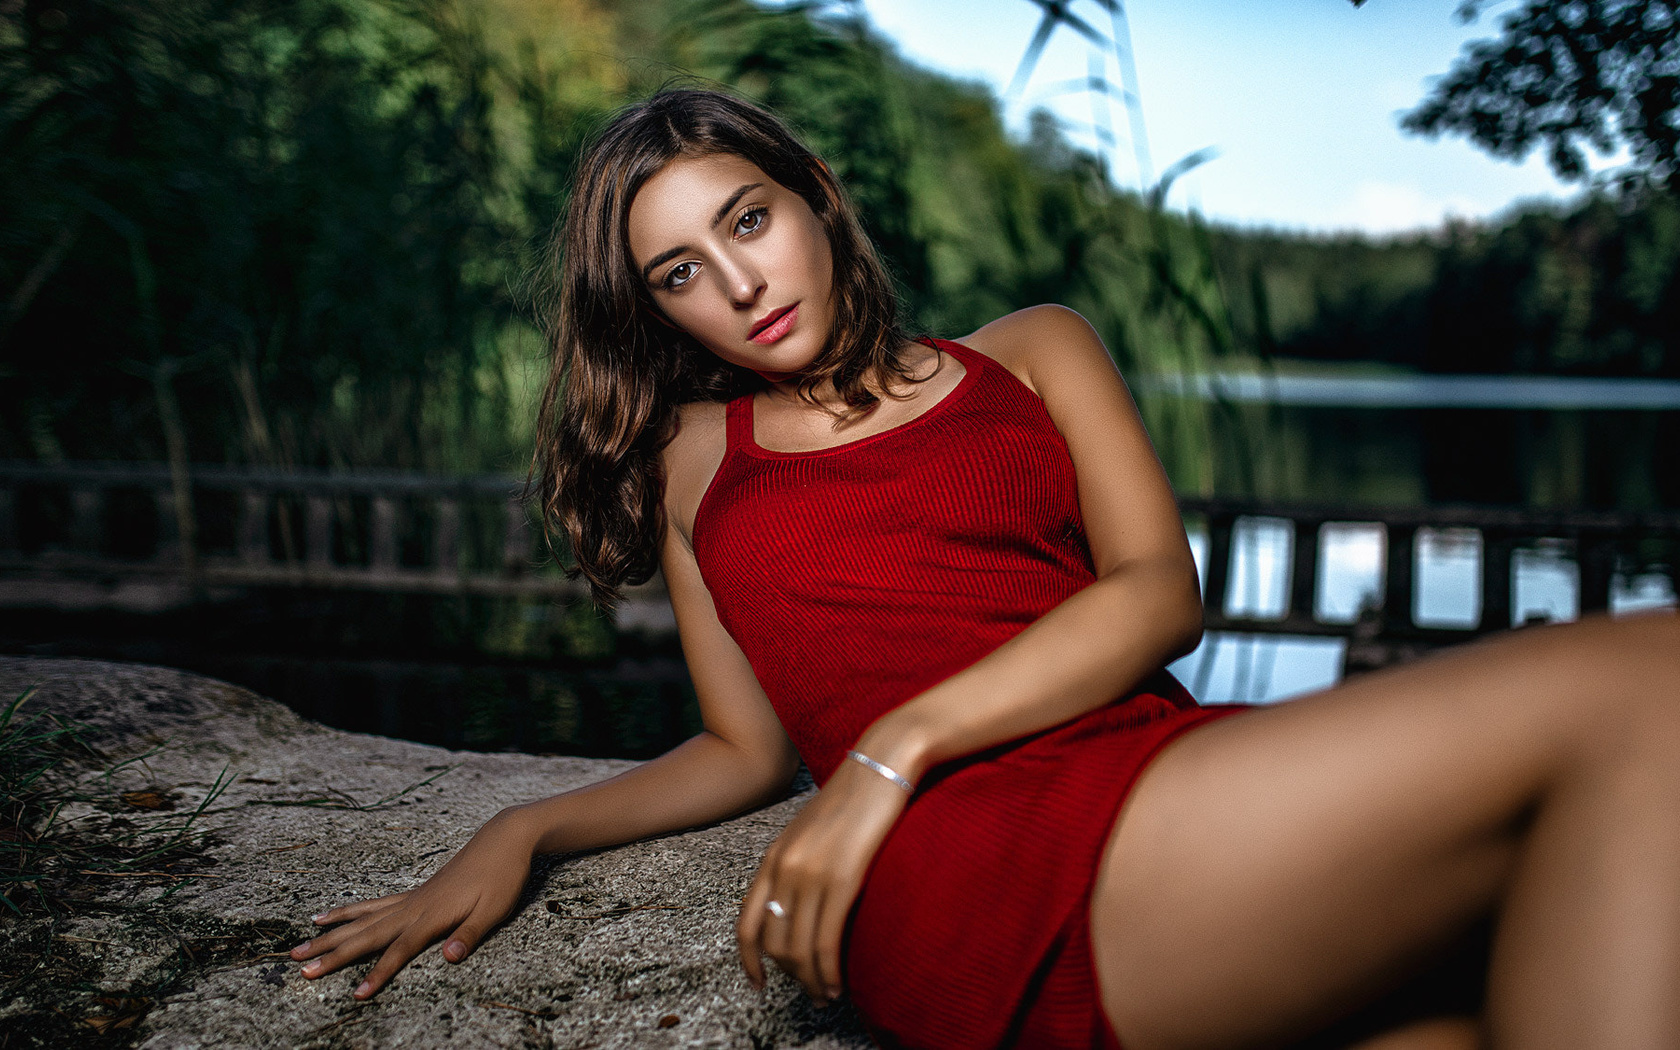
top-left (791, 0), bottom-right (1597, 236)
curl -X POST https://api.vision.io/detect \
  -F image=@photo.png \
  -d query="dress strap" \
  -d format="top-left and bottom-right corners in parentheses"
top-left (919, 336), bottom-right (986, 377)
top-left (725, 393), bottom-right (754, 452)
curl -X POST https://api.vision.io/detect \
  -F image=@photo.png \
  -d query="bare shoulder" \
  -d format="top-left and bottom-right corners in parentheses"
top-left (662, 400), bottom-right (729, 545)
top-left (960, 304), bottom-right (1153, 500)
top-left (965, 308), bottom-right (1183, 579)
top-left (959, 304), bottom-right (1117, 398)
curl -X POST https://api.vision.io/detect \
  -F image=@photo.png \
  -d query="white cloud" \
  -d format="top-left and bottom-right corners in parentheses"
top-left (1332, 181), bottom-right (1483, 235)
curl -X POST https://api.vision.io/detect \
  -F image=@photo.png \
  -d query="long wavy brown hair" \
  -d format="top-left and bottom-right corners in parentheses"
top-left (530, 88), bottom-right (917, 608)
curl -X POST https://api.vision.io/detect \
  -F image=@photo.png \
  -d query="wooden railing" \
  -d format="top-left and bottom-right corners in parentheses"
top-left (3, 465), bottom-right (1676, 665)
top-left (0, 461), bottom-right (632, 605)
top-left (1180, 496), bottom-right (1680, 671)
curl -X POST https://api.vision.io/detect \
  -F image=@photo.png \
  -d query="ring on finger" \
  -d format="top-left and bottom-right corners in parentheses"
top-left (766, 899), bottom-right (787, 919)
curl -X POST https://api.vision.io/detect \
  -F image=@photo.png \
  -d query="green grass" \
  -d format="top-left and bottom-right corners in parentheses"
top-left (0, 687), bottom-right (291, 1049)
top-left (0, 687), bottom-right (231, 916)
top-left (0, 687), bottom-right (93, 915)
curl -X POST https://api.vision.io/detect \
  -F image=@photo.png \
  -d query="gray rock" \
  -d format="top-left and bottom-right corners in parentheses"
top-left (0, 657), bottom-right (868, 1049)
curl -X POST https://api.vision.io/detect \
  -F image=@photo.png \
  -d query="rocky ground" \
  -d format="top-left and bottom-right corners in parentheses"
top-left (0, 657), bottom-right (868, 1049)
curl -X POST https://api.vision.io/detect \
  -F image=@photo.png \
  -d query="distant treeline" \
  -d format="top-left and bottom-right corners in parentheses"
top-left (1212, 192), bottom-right (1680, 378)
top-left (4, 0), bottom-right (1677, 493)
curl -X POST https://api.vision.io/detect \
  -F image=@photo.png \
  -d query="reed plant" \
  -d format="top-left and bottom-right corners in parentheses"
top-left (0, 688), bottom-right (90, 915)
top-left (0, 688), bottom-right (231, 917)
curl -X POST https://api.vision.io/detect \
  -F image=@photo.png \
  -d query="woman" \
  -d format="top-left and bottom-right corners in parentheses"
top-left (290, 89), bottom-right (1680, 1049)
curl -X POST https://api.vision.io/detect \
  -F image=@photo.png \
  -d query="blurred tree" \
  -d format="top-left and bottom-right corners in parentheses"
top-left (12, 0), bottom-right (1669, 501)
top-left (1424, 193), bottom-right (1680, 376)
top-left (1204, 190), bottom-right (1680, 380)
top-left (1, 0), bottom-right (1257, 493)
top-left (1403, 0), bottom-right (1680, 192)
top-left (0, 0), bottom-right (592, 473)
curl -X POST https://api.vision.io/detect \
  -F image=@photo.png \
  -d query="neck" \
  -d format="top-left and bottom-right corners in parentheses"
top-left (758, 371), bottom-right (846, 413)
top-left (755, 336), bottom-right (931, 412)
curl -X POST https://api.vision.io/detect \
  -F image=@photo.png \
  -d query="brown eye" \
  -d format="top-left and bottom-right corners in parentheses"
top-left (734, 206), bottom-right (767, 236)
top-left (664, 261), bottom-right (698, 289)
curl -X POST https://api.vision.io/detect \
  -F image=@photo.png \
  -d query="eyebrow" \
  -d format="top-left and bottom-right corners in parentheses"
top-left (711, 182), bottom-right (762, 227)
top-left (639, 181), bottom-right (765, 284)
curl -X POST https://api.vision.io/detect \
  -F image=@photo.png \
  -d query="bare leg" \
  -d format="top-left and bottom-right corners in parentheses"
top-left (1346, 1018), bottom-right (1481, 1050)
top-left (1089, 611), bottom-right (1680, 1050)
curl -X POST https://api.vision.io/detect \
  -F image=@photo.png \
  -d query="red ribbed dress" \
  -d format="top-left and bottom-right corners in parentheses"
top-left (692, 337), bottom-right (1247, 1049)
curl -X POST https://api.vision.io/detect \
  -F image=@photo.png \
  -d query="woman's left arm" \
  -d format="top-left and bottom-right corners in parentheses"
top-left (857, 303), bottom-right (1204, 775)
top-left (740, 304), bottom-right (1204, 1003)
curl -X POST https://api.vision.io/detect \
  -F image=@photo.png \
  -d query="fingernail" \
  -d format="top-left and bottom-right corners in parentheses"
top-left (293, 941), bottom-right (311, 954)
top-left (444, 940), bottom-right (465, 960)
top-left (827, 988), bottom-right (841, 1001)
top-left (353, 982), bottom-right (371, 998)
top-left (301, 960), bottom-right (320, 976)
top-left (311, 913), bottom-right (327, 923)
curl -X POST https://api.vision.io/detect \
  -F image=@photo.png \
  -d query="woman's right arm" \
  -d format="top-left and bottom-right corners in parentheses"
top-left (507, 519), bottom-right (801, 857)
top-left (292, 408), bottom-right (799, 997)
top-left (529, 397), bottom-right (800, 851)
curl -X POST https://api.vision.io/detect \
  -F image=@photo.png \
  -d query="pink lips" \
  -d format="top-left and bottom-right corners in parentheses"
top-left (749, 303), bottom-right (798, 345)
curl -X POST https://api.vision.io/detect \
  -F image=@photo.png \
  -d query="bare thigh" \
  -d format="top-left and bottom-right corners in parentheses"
top-left (1089, 612), bottom-right (1680, 1050)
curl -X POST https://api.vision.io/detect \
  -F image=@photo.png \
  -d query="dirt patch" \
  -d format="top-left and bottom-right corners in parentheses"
top-left (0, 687), bottom-right (288, 1050)
top-left (0, 912), bottom-right (300, 1050)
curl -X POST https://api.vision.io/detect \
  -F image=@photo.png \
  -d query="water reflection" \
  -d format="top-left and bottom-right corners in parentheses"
top-left (1415, 528), bottom-right (1481, 629)
top-left (1148, 372), bottom-right (1680, 411)
top-left (1222, 517), bottom-right (1292, 619)
top-left (1316, 522), bottom-right (1384, 623)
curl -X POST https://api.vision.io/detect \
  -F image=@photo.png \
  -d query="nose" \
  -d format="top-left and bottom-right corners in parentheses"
top-left (718, 254), bottom-right (765, 308)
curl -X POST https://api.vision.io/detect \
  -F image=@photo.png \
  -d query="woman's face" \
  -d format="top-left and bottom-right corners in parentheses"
top-left (626, 153), bottom-right (835, 379)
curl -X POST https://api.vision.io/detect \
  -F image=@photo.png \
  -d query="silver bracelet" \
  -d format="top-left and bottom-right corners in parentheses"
top-left (845, 749), bottom-right (914, 793)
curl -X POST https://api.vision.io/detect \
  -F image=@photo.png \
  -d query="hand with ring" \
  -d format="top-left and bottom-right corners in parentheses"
top-left (736, 753), bottom-right (914, 1004)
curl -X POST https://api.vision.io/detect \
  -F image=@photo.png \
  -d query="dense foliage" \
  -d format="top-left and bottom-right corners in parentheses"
top-left (1406, 0), bottom-right (1680, 192)
top-left (2, 0), bottom-right (1678, 501)
top-left (0, 0), bottom-right (1245, 487)
top-left (0, 0), bottom-right (614, 472)
top-left (1211, 190), bottom-right (1680, 378)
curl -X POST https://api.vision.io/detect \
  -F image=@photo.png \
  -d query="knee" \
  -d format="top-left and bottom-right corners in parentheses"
top-left (1530, 613), bottom-right (1680, 768)
top-left (1593, 612), bottom-right (1680, 763)
top-left (1612, 610), bottom-right (1680, 705)
top-left (1647, 609), bottom-right (1680, 670)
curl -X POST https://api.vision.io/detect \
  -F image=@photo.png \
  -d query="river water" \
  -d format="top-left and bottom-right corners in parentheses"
top-left (1138, 370), bottom-right (1680, 702)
